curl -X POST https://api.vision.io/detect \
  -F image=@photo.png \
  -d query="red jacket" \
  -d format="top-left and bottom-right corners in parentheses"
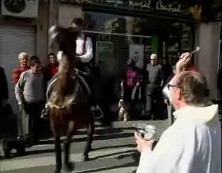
top-left (44, 63), bottom-right (59, 81)
top-left (12, 66), bottom-right (29, 84)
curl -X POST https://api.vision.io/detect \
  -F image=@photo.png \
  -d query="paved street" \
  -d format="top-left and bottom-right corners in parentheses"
top-left (0, 120), bottom-right (168, 173)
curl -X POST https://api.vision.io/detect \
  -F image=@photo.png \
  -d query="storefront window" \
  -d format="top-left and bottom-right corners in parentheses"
top-left (84, 11), bottom-right (194, 75)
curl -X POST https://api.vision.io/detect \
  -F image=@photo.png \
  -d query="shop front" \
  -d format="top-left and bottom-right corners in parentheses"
top-left (58, 0), bottom-right (196, 119)
top-left (60, 0), bottom-right (195, 74)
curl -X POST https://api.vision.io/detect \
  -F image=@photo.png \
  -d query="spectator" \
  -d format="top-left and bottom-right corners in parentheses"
top-left (121, 59), bottom-right (141, 120)
top-left (143, 53), bottom-right (164, 119)
top-left (0, 66), bottom-right (9, 112)
top-left (122, 59), bottom-right (140, 102)
top-left (44, 53), bottom-right (59, 81)
top-left (12, 52), bottom-right (29, 84)
top-left (15, 56), bottom-right (45, 144)
top-left (134, 53), bottom-right (221, 173)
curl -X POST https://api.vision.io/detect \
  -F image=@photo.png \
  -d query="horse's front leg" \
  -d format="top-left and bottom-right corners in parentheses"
top-left (63, 121), bottom-right (75, 172)
top-left (54, 135), bottom-right (62, 173)
top-left (82, 118), bottom-right (95, 161)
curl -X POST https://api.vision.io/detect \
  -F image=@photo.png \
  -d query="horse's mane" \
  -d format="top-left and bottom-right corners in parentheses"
top-left (48, 26), bottom-right (79, 111)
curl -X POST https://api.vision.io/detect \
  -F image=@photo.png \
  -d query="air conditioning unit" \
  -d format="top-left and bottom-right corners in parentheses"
top-left (1, 0), bottom-right (39, 18)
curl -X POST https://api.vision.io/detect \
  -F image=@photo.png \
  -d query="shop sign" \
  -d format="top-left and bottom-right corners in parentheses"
top-left (60, 0), bottom-right (183, 14)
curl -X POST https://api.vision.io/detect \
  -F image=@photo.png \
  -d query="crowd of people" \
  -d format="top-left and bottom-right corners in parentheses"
top-left (0, 17), bottom-right (101, 145)
top-left (119, 53), bottom-right (175, 121)
top-left (13, 52), bottom-right (58, 144)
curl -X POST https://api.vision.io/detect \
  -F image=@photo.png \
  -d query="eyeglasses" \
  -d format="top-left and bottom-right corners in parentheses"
top-left (167, 84), bottom-right (178, 90)
top-left (150, 59), bottom-right (156, 60)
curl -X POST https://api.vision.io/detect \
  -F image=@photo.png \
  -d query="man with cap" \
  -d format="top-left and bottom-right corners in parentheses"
top-left (143, 53), bottom-right (164, 119)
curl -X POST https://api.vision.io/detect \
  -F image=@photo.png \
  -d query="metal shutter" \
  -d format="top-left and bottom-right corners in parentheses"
top-left (0, 26), bottom-right (36, 113)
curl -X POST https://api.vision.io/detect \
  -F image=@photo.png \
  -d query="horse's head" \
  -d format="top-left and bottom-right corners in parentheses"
top-left (48, 25), bottom-right (80, 112)
top-left (49, 25), bottom-right (79, 60)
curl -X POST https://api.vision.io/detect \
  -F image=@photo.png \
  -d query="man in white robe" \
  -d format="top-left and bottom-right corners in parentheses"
top-left (135, 53), bottom-right (221, 173)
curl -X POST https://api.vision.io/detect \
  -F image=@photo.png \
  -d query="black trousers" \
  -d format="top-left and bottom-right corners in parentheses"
top-left (145, 84), bottom-right (162, 115)
top-left (23, 101), bottom-right (45, 140)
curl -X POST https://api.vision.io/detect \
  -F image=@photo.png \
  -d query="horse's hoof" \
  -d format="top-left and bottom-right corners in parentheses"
top-left (82, 154), bottom-right (89, 161)
top-left (3, 148), bottom-right (10, 158)
top-left (1, 139), bottom-right (10, 158)
top-left (54, 170), bottom-right (60, 173)
top-left (63, 162), bottom-right (74, 172)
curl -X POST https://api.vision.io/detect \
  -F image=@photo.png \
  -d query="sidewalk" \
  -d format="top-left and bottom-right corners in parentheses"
top-left (0, 113), bottom-right (169, 140)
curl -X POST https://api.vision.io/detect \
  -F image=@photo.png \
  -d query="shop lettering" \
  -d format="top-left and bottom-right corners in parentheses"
top-left (156, 0), bottom-right (181, 13)
top-left (129, 0), bottom-right (151, 9)
top-left (60, 0), bottom-right (182, 13)
top-left (129, 0), bottom-right (181, 13)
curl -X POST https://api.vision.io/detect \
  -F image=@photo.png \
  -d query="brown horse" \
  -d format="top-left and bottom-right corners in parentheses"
top-left (47, 26), bottom-right (95, 173)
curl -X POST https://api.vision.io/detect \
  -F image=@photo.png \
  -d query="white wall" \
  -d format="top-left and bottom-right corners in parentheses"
top-left (195, 22), bottom-right (221, 99)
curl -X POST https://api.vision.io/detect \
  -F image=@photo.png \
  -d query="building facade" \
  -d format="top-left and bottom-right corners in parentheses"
top-left (0, 0), bottom-right (49, 112)
top-left (0, 0), bottom-right (221, 115)
top-left (54, 0), bottom-right (222, 99)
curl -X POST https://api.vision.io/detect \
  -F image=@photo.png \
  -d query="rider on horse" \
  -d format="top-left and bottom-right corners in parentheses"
top-left (41, 18), bottom-right (103, 120)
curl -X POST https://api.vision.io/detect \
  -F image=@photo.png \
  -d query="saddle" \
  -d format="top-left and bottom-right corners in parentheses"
top-left (46, 69), bottom-right (91, 106)
top-left (42, 69), bottom-right (104, 120)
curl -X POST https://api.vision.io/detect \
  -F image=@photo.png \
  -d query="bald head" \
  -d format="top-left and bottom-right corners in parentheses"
top-left (150, 53), bottom-right (158, 66)
top-left (150, 54), bottom-right (157, 59)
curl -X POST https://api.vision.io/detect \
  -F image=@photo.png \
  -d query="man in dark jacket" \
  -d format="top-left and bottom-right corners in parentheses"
top-left (143, 54), bottom-right (164, 119)
top-left (0, 66), bottom-right (9, 112)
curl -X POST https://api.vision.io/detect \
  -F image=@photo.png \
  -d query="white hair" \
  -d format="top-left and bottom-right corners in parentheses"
top-left (18, 52), bottom-right (28, 59)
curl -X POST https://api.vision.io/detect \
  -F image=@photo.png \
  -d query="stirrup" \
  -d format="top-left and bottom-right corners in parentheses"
top-left (41, 107), bottom-right (49, 120)
top-left (91, 105), bottom-right (104, 120)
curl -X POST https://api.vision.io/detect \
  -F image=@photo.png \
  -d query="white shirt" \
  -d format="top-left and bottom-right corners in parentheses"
top-left (57, 33), bottom-right (93, 63)
top-left (136, 104), bottom-right (221, 173)
top-left (76, 33), bottom-right (93, 63)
